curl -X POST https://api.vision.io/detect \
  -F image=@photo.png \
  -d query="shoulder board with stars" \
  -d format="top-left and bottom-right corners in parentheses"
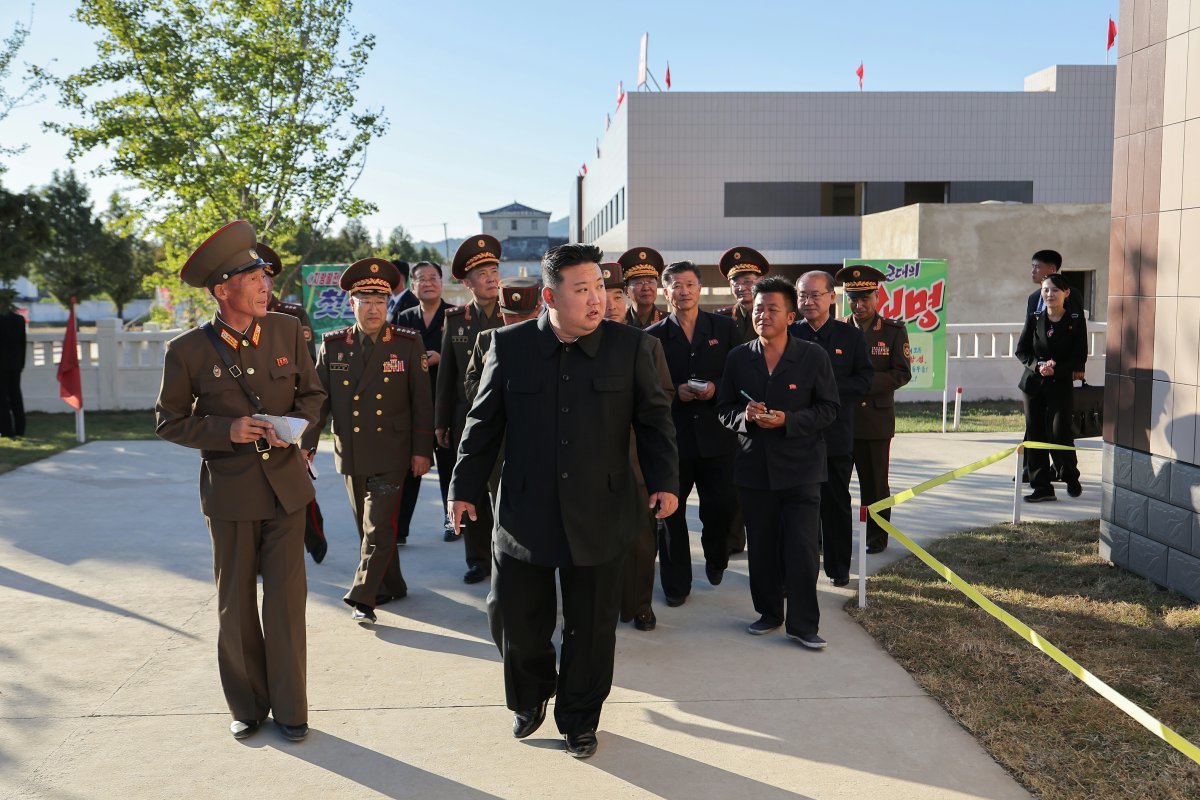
top-left (278, 301), bottom-right (304, 313)
top-left (389, 325), bottom-right (420, 340)
top-left (714, 306), bottom-right (732, 315)
top-left (445, 305), bottom-right (467, 317)
top-left (324, 326), bottom-right (353, 341)
top-left (882, 317), bottom-right (906, 328)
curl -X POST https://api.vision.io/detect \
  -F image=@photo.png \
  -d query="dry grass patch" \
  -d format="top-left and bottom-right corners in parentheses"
top-left (849, 519), bottom-right (1200, 800)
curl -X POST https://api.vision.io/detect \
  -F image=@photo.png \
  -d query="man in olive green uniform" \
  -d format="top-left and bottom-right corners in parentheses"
top-left (464, 277), bottom-right (543, 405)
top-left (435, 235), bottom-right (503, 583)
top-left (620, 247), bottom-right (666, 329)
top-left (714, 245), bottom-right (770, 345)
top-left (155, 220), bottom-right (326, 742)
top-left (839, 264), bottom-right (912, 554)
top-left (306, 258), bottom-right (434, 622)
top-left (258, 241), bottom-right (327, 564)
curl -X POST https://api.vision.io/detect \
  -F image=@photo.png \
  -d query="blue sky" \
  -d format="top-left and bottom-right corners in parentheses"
top-left (1, 0), bottom-right (1119, 243)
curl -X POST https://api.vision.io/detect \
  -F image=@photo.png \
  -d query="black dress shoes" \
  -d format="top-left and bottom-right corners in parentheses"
top-left (230, 719), bottom-right (260, 739)
top-left (351, 603), bottom-right (377, 623)
top-left (512, 699), bottom-right (549, 739)
top-left (634, 609), bottom-right (656, 631)
top-left (1067, 480), bottom-right (1083, 497)
top-left (664, 594), bottom-right (686, 607)
top-left (463, 565), bottom-right (490, 584)
top-left (275, 721), bottom-right (309, 741)
top-left (1024, 488), bottom-right (1057, 503)
top-left (309, 539), bottom-right (327, 565)
top-left (564, 730), bottom-right (598, 758)
top-left (866, 544), bottom-right (887, 555)
top-left (706, 567), bottom-right (724, 586)
top-left (830, 575), bottom-right (850, 588)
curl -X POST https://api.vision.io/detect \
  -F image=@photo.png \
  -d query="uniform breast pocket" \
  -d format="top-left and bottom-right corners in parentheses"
top-left (270, 363), bottom-right (299, 381)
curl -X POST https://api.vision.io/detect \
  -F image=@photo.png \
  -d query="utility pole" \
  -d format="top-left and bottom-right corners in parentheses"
top-left (442, 223), bottom-right (451, 264)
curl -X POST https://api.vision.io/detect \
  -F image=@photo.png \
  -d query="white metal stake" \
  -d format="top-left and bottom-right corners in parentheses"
top-left (75, 409), bottom-right (85, 443)
top-left (952, 386), bottom-right (963, 431)
top-left (857, 507), bottom-right (868, 609)
top-left (1012, 446), bottom-right (1022, 524)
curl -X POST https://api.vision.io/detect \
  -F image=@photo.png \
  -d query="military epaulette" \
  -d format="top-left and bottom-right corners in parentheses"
top-left (882, 317), bottom-right (906, 328)
top-left (390, 325), bottom-right (420, 340)
top-left (445, 305), bottom-right (467, 317)
top-left (324, 326), bottom-right (352, 341)
top-left (277, 300), bottom-right (304, 313)
top-left (714, 306), bottom-right (733, 315)
top-left (1069, 313), bottom-right (1081, 320)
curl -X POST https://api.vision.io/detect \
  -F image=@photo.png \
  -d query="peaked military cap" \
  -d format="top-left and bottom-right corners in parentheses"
top-left (617, 247), bottom-right (664, 283)
top-left (600, 262), bottom-right (624, 290)
top-left (836, 264), bottom-right (888, 296)
top-left (498, 277), bottom-right (543, 314)
top-left (719, 246), bottom-right (770, 280)
top-left (452, 234), bottom-right (502, 280)
top-left (340, 258), bottom-right (400, 294)
top-left (180, 220), bottom-right (268, 289)
top-left (256, 242), bottom-right (283, 277)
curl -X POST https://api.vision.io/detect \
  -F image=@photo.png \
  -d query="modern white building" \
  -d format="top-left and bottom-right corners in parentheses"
top-left (569, 65), bottom-right (1115, 285)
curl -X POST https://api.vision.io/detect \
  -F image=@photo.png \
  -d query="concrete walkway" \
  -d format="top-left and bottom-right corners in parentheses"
top-left (0, 432), bottom-right (1101, 799)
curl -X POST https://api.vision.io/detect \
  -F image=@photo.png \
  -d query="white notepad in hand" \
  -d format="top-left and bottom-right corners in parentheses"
top-left (252, 414), bottom-right (309, 445)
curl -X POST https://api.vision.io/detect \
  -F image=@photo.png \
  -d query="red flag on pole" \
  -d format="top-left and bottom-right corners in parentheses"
top-left (58, 298), bottom-right (83, 410)
top-left (1107, 17), bottom-right (1118, 51)
top-left (665, 63), bottom-right (671, 90)
top-left (616, 80), bottom-right (625, 110)
top-left (580, 163), bottom-right (588, 177)
top-left (856, 61), bottom-right (864, 91)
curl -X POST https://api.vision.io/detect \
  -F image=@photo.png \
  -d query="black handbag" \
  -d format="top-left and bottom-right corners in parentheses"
top-left (1072, 380), bottom-right (1104, 439)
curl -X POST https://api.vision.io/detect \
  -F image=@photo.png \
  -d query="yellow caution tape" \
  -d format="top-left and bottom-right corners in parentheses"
top-left (866, 441), bottom-right (1200, 766)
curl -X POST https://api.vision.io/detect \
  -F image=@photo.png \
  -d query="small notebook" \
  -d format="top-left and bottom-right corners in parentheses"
top-left (252, 414), bottom-right (309, 445)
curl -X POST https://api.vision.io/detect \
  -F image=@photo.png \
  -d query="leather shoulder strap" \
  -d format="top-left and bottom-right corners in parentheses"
top-left (202, 323), bottom-right (266, 414)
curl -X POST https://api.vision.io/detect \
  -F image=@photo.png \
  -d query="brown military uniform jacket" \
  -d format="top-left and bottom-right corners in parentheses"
top-left (309, 324), bottom-right (434, 476)
top-left (268, 295), bottom-right (316, 362)
top-left (625, 304), bottom-right (666, 330)
top-left (435, 300), bottom-right (502, 440)
top-left (156, 312), bottom-right (326, 521)
top-left (852, 314), bottom-right (913, 440)
top-left (714, 304), bottom-right (756, 345)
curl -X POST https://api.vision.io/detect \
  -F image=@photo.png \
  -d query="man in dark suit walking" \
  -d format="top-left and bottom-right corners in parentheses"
top-left (386, 261), bottom-right (418, 323)
top-left (789, 271), bottom-right (873, 587)
top-left (449, 243), bottom-right (679, 759)
top-left (0, 289), bottom-right (26, 438)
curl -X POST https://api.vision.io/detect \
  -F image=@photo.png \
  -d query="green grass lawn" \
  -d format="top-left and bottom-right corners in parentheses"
top-left (895, 400), bottom-right (1024, 433)
top-left (0, 411), bottom-right (158, 475)
top-left (850, 519), bottom-right (1200, 799)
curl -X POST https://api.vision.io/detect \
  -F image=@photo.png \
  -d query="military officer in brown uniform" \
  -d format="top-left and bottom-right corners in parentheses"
top-left (306, 259), bottom-right (434, 622)
top-left (155, 220), bottom-right (326, 742)
top-left (715, 246), bottom-right (769, 345)
top-left (464, 277), bottom-right (543, 405)
top-left (257, 241), bottom-right (328, 565)
top-left (435, 235), bottom-right (503, 583)
top-left (839, 264), bottom-right (912, 554)
top-left (620, 247), bottom-right (667, 329)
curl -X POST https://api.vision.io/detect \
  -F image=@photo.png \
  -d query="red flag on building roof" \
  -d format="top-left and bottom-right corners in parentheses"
top-left (58, 298), bottom-right (82, 410)
top-left (666, 63), bottom-right (671, 90)
top-left (856, 61), bottom-right (864, 91)
top-left (616, 80), bottom-right (625, 110)
top-left (580, 163), bottom-right (588, 177)
top-left (1107, 17), bottom-right (1118, 51)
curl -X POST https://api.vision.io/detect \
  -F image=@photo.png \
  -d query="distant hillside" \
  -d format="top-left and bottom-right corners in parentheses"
top-left (549, 216), bottom-right (568, 237)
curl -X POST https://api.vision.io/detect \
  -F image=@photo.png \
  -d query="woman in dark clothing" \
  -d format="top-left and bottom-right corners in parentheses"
top-left (1016, 273), bottom-right (1088, 502)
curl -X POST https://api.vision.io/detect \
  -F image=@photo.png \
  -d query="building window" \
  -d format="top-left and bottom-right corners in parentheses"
top-left (820, 183), bottom-right (862, 216)
top-left (490, 220), bottom-right (497, 230)
top-left (904, 182), bottom-right (948, 205)
top-left (511, 219), bottom-right (518, 231)
top-left (531, 219), bottom-right (537, 230)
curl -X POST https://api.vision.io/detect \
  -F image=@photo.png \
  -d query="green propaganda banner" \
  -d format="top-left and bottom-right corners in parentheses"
top-left (301, 264), bottom-right (354, 337)
top-left (840, 259), bottom-right (947, 392)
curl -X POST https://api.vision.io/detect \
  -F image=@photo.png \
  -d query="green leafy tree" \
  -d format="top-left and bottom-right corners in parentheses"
top-left (41, 0), bottom-right (387, 321)
top-left (99, 192), bottom-right (158, 319)
top-left (32, 169), bottom-right (105, 306)
top-left (0, 14), bottom-right (48, 287)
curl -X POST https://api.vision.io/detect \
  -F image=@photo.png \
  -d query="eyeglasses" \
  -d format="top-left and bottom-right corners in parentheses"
top-left (413, 275), bottom-right (442, 284)
top-left (798, 291), bottom-right (831, 302)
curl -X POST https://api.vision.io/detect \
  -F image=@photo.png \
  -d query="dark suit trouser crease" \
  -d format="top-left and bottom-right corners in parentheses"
top-left (343, 472), bottom-right (408, 604)
top-left (206, 507), bottom-right (307, 725)
top-left (620, 482), bottom-right (658, 620)
top-left (820, 454), bottom-right (855, 580)
top-left (487, 549), bottom-right (623, 735)
top-left (657, 454), bottom-right (735, 598)
top-left (852, 438), bottom-right (892, 550)
top-left (1025, 388), bottom-right (1079, 492)
top-left (739, 484), bottom-right (821, 636)
top-left (0, 369), bottom-right (24, 436)
top-left (452, 427), bottom-right (494, 569)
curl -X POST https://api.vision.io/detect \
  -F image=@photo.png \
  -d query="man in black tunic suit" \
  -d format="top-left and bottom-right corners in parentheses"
top-left (449, 244), bottom-right (679, 759)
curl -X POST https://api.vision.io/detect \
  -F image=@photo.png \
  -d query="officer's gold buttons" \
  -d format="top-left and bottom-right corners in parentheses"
top-left (261, 452), bottom-right (270, 461)
top-left (246, 367), bottom-right (255, 375)
top-left (342, 380), bottom-right (350, 386)
top-left (353, 426), bottom-right (360, 433)
top-left (375, 393), bottom-right (382, 400)
top-left (376, 409), bottom-right (382, 415)
top-left (353, 395), bottom-right (359, 401)
top-left (376, 426), bottom-right (382, 432)
top-left (383, 377), bottom-right (390, 383)
top-left (242, 339), bottom-right (250, 347)
top-left (353, 410), bottom-right (359, 416)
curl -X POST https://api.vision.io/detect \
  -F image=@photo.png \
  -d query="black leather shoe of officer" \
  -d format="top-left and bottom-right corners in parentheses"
top-left (443, 529), bottom-right (461, 542)
top-left (634, 609), bottom-right (656, 631)
top-left (463, 565), bottom-right (490, 584)
top-left (309, 539), bottom-right (327, 565)
top-left (706, 567), bottom-right (724, 586)
top-left (275, 721), bottom-right (309, 741)
top-left (830, 575), bottom-right (850, 588)
top-left (866, 543), bottom-right (887, 555)
top-left (564, 730), bottom-right (598, 758)
top-left (512, 699), bottom-right (549, 739)
top-left (351, 603), bottom-right (377, 623)
top-left (664, 594), bottom-right (686, 607)
top-left (230, 719), bottom-right (260, 739)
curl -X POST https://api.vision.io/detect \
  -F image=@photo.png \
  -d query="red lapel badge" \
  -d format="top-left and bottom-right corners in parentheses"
top-left (789, 383), bottom-right (797, 390)
top-left (276, 356), bottom-right (289, 367)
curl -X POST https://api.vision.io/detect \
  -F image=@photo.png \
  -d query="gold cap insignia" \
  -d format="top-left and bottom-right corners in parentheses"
top-left (602, 269), bottom-right (611, 279)
top-left (853, 269), bottom-right (861, 278)
top-left (248, 249), bottom-right (258, 260)
top-left (478, 239), bottom-right (486, 247)
top-left (370, 263), bottom-right (379, 273)
top-left (639, 251), bottom-right (647, 260)
top-left (734, 252), bottom-right (741, 260)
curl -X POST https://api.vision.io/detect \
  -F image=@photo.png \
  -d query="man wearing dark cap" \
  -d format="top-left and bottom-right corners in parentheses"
top-left (464, 277), bottom-right (543, 404)
top-left (449, 243), bottom-right (678, 758)
top-left (436, 235), bottom-right (503, 583)
top-left (303, 258), bottom-right (434, 623)
top-left (715, 246), bottom-right (769, 345)
top-left (646, 260), bottom-right (739, 605)
top-left (155, 220), bottom-right (326, 742)
top-left (258, 242), bottom-right (328, 565)
top-left (789, 271), bottom-right (874, 588)
top-left (387, 260), bottom-right (418, 323)
top-left (839, 265), bottom-right (911, 554)
top-left (619, 247), bottom-right (666, 329)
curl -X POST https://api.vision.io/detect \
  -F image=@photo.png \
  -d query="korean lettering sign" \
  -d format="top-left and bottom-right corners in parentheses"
top-left (301, 264), bottom-right (354, 337)
top-left (840, 259), bottom-right (948, 392)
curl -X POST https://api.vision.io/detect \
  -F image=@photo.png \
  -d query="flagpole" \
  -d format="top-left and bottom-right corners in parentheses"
top-left (76, 408), bottom-right (85, 443)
